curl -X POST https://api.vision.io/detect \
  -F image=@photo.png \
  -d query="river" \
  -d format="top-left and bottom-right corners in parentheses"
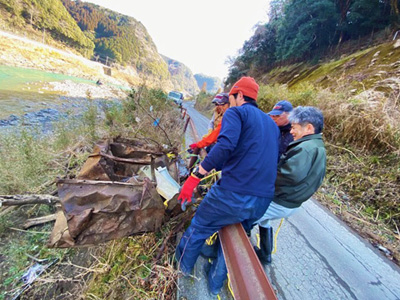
top-left (0, 65), bottom-right (127, 131)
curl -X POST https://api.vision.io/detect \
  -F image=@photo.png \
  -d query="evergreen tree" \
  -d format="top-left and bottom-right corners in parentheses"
top-left (345, 0), bottom-right (391, 37)
top-left (275, 0), bottom-right (339, 61)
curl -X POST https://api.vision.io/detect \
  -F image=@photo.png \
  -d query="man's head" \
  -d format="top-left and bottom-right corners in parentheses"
top-left (288, 106), bottom-right (324, 141)
top-left (212, 93), bottom-right (230, 114)
top-left (268, 100), bottom-right (293, 127)
top-left (228, 77), bottom-right (259, 106)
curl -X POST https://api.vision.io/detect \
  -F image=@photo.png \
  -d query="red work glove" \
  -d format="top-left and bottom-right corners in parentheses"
top-left (189, 143), bottom-right (198, 150)
top-left (178, 175), bottom-right (200, 205)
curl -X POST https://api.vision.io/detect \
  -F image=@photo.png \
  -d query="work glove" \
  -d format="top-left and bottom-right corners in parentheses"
top-left (178, 175), bottom-right (200, 210)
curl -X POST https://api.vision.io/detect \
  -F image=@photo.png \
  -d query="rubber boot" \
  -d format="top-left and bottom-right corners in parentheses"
top-left (255, 226), bottom-right (273, 265)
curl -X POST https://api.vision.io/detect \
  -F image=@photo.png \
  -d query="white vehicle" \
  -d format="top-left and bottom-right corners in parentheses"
top-left (167, 91), bottom-right (184, 106)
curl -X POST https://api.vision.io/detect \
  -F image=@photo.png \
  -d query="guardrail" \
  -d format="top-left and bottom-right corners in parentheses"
top-left (181, 107), bottom-right (278, 300)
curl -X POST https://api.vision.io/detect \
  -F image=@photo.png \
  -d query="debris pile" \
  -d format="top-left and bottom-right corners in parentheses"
top-left (48, 137), bottom-right (182, 248)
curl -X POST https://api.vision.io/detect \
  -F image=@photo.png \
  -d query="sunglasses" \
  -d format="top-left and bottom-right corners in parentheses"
top-left (215, 102), bottom-right (228, 106)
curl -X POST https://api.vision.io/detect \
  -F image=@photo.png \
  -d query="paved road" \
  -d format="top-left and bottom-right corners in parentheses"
top-left (179, 102), bottom-right (400, 300)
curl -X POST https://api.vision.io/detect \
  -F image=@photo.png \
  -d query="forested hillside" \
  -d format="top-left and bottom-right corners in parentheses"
top-left (0, 0), bottom-right (94, 55)
top-left (227, 0), bottom-right (399, 83)
top-left (0, 0), bottom-right (211, 92)
top-left (162, 55), bottom-right (199, 95)
top-left (194, 74), bottom-right (222, 94)
top-left (61, 0), bottom-right (169, 80)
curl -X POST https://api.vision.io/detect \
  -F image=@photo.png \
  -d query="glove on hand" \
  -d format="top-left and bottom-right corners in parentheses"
top-left (178, 175), bottom-right (200, 204)
top-left (189, 143), bottom-right (198, 150)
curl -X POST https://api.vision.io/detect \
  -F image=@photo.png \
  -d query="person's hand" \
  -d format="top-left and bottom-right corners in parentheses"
top-left (189, 143), bottom-right (198, 150)
top-left (178, 175), bottom-right (200, 206)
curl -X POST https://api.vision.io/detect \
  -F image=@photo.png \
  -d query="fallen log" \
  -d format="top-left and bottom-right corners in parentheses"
top-left (23, 214), bottom-right (58, 229)
top-left (0, 194), bottom-right (60, 207)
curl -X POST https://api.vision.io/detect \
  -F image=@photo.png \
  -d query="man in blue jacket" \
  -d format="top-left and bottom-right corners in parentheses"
top-left (175, 77), bottom-right (280, 295)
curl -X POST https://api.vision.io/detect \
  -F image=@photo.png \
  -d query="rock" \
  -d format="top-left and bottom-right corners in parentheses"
top-left (373, 51), bottom-right (380, 57)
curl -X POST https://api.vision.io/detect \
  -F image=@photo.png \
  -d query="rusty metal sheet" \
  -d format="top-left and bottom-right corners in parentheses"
top-left (48, 137), bottom-right (175, 248)
top-left (50, 178), bottom-right (164, 247)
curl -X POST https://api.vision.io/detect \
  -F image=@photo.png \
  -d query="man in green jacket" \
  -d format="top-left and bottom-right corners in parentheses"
top-left (255, 106), bottom-right (326, 264)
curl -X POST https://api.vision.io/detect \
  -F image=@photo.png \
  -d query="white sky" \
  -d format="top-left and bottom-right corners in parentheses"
top-left (84, 0), bottom-right (270, 80)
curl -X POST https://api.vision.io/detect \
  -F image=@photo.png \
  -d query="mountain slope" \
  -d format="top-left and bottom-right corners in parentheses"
top-left (61, 0), bottom-right (170, 81)
top-left (162, 55), bottom-right (199, 95)
top-left (0, 0), bottom-right (94, 56)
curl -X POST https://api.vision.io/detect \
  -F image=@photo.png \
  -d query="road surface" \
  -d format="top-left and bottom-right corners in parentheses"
top-left (178, 102), bottom-right (400, 300)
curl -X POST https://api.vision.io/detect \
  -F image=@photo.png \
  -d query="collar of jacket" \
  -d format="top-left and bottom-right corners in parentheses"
top-left (280, 122), bottom-right (291, 132)
top-left (288, 133), bottom-right (323, 148)
top-left (242, 102), bottom-right (258, 108)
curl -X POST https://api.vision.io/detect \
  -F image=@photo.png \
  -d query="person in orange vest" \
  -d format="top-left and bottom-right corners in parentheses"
top-left (189, 93), bottom-right (230, 153)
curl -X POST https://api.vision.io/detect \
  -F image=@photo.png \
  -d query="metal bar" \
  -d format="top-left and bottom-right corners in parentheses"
top-left (186, 109), bottom-right (278, 300)
top-left (220, 224), bottom-right (278, 300)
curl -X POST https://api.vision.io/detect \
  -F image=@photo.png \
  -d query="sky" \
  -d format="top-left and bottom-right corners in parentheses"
top-left (84, 0), bottom-right (271, 80)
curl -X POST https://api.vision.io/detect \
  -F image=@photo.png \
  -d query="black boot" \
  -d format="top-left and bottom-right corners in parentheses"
top-left (255, 226), bottom-right (273, 265)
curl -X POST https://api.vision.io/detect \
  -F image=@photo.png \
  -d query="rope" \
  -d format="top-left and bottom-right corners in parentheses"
top-left (206, 232), bottom-right (218, 246)
top-left (256, 218), bottom-right (284, 254)
top-left (227, 273), bottom-right (235, 298)
top-left (272, 218), bottom-right (284, 254)
top-left (200, 171), bottom-right (221, 182)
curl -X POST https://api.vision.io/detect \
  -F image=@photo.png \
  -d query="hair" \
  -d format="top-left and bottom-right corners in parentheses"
top-left (289, 106), bottom-right (324, 134)
top-left (231, 93), bottom-right (257, 104)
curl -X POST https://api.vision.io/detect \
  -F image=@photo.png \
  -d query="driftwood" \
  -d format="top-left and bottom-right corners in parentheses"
top-left (0, 194), bottom-right (60, 207)
top-left (23, 214), bottom-right (58, 229)
top-left (0, 206), bottom-right (16, 217)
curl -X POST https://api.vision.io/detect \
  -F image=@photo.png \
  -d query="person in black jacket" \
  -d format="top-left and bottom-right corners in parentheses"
top-left (268, 100), bottom-right (294, 157)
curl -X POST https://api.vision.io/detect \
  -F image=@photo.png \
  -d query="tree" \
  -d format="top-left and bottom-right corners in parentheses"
top-left (345, 0), bottom-right (391, 37)
top-left (275, 0), bottom-right (339, 61)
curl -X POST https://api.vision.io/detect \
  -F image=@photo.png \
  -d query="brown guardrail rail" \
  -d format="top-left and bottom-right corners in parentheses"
top-left (181, 106), bottom-right (278, 300)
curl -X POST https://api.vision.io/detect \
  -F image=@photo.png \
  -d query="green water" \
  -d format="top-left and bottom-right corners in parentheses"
top-left (0, 65), bottom-right (95, 91)
top-left (0, 65), bottom-right (98, 119)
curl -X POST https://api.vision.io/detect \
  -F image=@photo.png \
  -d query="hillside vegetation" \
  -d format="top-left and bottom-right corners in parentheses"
top-left (0, 0), bottom-right (94, 56)
top-left (0, 0), bottom-right (204, 92)
top-left (227, 0), bottom-right (399, 83)
top-left (226, 0), bottom-right (400, 263)
top-left (61, 0), bottom-right (169, 80)
top-left (162, 55), bottom-right (200, 95)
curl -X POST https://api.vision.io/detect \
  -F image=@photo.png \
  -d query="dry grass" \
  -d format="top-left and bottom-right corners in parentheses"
top-left (258, 82), bottom-right (400, 153)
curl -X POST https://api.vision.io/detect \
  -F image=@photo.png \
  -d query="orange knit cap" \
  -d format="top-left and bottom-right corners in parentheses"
top-left (229, 76), bottom-right (259, 101)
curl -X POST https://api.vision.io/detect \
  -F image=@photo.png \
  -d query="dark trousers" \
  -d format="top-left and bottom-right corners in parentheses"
top-left (176, 184), bottom-right (272, 292)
